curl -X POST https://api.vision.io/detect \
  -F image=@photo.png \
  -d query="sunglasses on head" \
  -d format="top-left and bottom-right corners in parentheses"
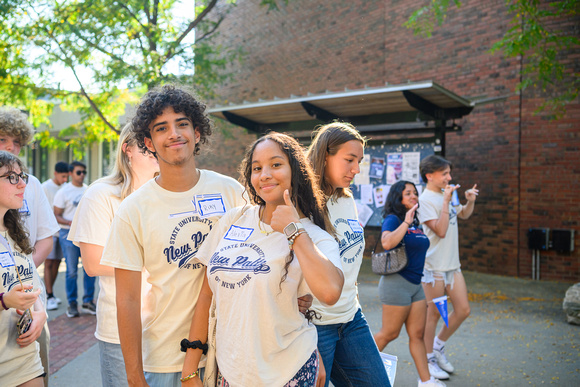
top-left (0, 171), bottom-right (29, 185)
top-left (75, 170), bottom-right (87, 176)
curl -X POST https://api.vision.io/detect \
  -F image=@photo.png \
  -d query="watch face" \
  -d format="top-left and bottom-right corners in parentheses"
top-left (284, 222), bottom-right (298, 237)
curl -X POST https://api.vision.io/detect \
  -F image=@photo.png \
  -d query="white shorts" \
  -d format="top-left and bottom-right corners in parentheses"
top-left (422, 267), bottom-right (461, 290)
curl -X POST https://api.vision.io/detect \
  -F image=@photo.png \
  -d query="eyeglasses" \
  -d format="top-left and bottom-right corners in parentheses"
top-left (75, 170), bottom-right (87, 176)
top-left (0, 171), bottom-right (29, 185)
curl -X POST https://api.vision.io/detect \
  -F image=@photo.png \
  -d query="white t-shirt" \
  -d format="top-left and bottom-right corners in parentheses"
top-left (195, 205), bottom-right (342, 386)
top-left (101, 170), bottom-right (246, 373)
top-left (20, 175), bottom-right (59, 243)
top-left (418, 189), bottom-right (464, 271)
top-left (68, 179), bottom-right (148, 344)
top-left (41, 179), bottom-right (64, 208)
top-left (0, 235), bottom-right (44, 386)
top-left (312, 195), bottom-right (363, 324)
top-left (53, 183), bottom-right (87, 230)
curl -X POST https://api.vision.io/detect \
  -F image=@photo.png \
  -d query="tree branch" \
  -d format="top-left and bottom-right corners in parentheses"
top-left (40, 23), bottom-right (119, 134)
top-left (164, 0), bottom-right (218, 61)
top-left (194, 16), bottom-right (225, 44)
top-left (67, 28), bottom-right (141, 72)
top-left (0, 80), bottom-right (82, 97)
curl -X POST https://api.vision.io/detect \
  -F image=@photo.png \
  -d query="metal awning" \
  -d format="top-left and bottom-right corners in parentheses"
top-left (208, 81), bottom-right (474, 135)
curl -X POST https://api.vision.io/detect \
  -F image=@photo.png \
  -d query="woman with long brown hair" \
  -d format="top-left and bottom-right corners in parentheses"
top-left (0, 151), bottom-right (46, 387)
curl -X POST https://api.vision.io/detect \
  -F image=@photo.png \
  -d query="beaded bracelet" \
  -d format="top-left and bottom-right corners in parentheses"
top-left (0, 292), bottom-right (8, 310)
top-left (288, 230), bottom-right (307, 250)
top-left (180, 370), bottom-right (200, 382)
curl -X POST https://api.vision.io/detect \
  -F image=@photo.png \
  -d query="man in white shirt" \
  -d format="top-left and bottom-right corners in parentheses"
top-left (0, 106), bottom-right (60, 387)
top-left (101, 85), bottom-right (246, 386)
top-left (42, 161), bottom-right (69, 310)
top-left (54, 161), bottom-right (94, 318)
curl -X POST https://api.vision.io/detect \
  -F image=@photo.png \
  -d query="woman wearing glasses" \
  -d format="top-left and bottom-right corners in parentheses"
top-left (0, 151), bottom-right (46, 387)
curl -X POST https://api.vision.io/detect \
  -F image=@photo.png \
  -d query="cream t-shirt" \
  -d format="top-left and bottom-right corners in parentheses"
top-left (53, 183), bottom-right (87, 230)
top-left (68, 179), bottom-right (150, 344)
top-left (101, 170), bottom-right (246, 373)
top-left (195, 205), bottom-right (342, 386)
top-left (0, 235), bottom-right (44, 386)
top-left (312, 195), bottom-right (363, 324)
top-left (418, 189), bottom-right (464, 271)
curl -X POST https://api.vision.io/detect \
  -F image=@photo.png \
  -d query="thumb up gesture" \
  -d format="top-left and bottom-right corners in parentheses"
top-left (270, 190), bottom-right (301, 234)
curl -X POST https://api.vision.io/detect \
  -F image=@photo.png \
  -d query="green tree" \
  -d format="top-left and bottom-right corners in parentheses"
top-left (0, 0), bottom-right (286, 156)
top-left (404, 0), bottom-right (579, 118)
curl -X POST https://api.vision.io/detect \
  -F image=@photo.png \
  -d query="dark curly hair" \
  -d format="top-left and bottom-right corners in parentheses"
top-left (131, 84), bottom-right (212, 156)
top-left (0, 151), bottom-right (33, 255)
top-left (239, 133), bottom-right (332, 321)
top-left (383, 180), bottom-right (419, 226)
top-left (240, 132), bottom-right (329, 232)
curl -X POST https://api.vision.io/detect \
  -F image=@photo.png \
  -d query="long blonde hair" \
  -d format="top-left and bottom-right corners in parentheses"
top-left (103, 123), bottom-right (143, 200)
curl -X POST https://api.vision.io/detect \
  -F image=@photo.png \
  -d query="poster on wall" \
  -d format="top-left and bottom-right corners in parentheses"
top-left (402, 152), bottom-right (421, 184)
top-left (373, 185), bottom-right (388, 208)
top-left (355, 201), bottom-right (374, 227)
top-left (360, 184), bottom-right (374, 205)
top-left (354, 154), bottom-right (371, 186)
top-left (369, 156), bottom-right (385, 179)
top-left (386, 153), bottom-right (402, 184)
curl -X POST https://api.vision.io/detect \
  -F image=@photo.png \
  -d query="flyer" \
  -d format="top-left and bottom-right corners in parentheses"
top-left (386, 153), bottom-right (402, 184)
top-left (402, 152), bottom-right (421, 184)
top-left (369, 156), bottom-right (385, 179)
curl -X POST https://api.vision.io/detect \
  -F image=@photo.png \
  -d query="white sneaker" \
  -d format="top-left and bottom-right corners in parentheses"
top-left (428, 360), bottom-right (450, 380)
top-left (46, 297), bottom-right (58, 311)
top-left (55, 296), bottom-right (62, 304)
top-left (418, 376), bottom-right (447, 387)
top-left (433, 347), bottom-right (455, 373)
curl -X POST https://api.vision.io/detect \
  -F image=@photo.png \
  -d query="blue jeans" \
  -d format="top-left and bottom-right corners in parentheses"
top-left (316, 309), bottom-right (391, 387)
top-left (98, 340), bottom-right (128, 387)
top-left (59, 228), bottom-right (95, 304)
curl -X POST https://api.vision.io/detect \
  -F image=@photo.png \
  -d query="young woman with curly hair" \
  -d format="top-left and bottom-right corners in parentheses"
top-left (182, 132), bottom-right (344, 387)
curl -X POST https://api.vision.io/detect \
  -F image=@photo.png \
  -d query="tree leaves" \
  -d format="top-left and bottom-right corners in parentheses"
top-left (404, 0), bottom-right (579, 119)
top-left (0, 0), bottom-right (288, 156)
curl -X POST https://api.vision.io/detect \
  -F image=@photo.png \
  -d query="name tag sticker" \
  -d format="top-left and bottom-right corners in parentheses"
top-left (348, 219), bottom-right (364, 233)
top-left (224, 225), bottom-right (254, 242)
top-left (0, 251), bottom-right (15, 268)
top-left (19, 199), bottom-right (30, 215)
top-left (196, 194), bottom-right (226, 218)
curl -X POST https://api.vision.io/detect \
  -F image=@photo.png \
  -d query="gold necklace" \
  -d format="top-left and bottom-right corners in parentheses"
top-left (258, 206), bottom-right (274, 236)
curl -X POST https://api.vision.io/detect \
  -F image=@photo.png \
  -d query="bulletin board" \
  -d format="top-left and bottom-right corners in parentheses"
top-left (351, 140), bottom-right (436, 228)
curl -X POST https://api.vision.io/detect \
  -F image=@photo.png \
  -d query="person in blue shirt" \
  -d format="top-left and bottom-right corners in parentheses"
top-left (373, 180), bottom-right (446, 387)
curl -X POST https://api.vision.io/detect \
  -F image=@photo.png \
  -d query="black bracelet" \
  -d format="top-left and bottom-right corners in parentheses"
top-left (0, 292), bottom-right (8, 310)
top-left (180, 339), bottom-right (208, 355)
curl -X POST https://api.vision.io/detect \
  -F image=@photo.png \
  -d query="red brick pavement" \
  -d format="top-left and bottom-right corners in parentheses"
top-left (48, 314), bottom-right (97, 374)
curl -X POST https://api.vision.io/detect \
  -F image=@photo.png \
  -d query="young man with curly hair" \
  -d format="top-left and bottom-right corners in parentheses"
top-left (0, 106), bottom-right (60, 387)
top-left (101, 85), bottom-right (246, 386)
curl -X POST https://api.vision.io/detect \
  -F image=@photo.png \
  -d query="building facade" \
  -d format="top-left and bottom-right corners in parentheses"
top-left (195, 0), bottom-right (579, 281)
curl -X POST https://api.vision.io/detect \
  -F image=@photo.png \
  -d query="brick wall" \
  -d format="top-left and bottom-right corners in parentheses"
top-left (202, 0), bottom-right (579, 281)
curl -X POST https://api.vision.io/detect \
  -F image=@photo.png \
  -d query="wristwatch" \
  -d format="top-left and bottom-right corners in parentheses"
top-left (283, 222), bottom-right (305, 239)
